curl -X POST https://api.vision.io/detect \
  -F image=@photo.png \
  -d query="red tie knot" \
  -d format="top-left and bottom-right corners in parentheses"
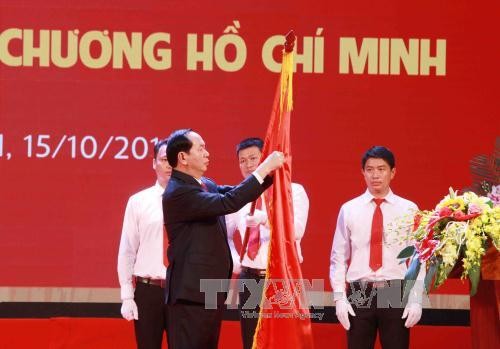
top-left (373, 198), bottom-right (385, 206)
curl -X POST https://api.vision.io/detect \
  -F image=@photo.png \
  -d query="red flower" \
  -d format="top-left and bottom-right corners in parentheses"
top-left (438, 207), bottom-right (453, 217)
top-left (452, 210), bottom-right (465, 219)
top-left (413, 214), bottom-right (422, 231)
top-left (426, 215), bottom-right (445, 234)
top-left (452, 210), bottom-right (480, 221)
top-left (415, 238), bottom-right (439, 262)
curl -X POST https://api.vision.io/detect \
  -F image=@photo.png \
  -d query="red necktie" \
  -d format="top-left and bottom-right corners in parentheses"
top-left (163, 225), bottom-right (169, 268)
top-left (247, 197), bottom-right (262, 260)
top-left (233, 229), bottom-right (243, 254)
top-left (369, 198), bottom-right (384, 271)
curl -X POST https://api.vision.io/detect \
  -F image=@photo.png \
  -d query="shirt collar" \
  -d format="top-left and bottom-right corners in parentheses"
top-left (154, 181), bottom-right (165, 195)
top-left (362, 189), bottom-right (396, 204)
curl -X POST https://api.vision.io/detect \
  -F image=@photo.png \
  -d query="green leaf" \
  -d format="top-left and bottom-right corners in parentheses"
top-left (434, 261), bottom-right (453, 289)
top-left (449, 187), bottom-right (456, 198)
top-left (469, 265), bottom-right (481, 296)
top-left (405, 256), bottom-right (421, 281)
top-left (424, 262), bottom-right (438, 293)
top-left (397, 246), bottom-right (416, 259)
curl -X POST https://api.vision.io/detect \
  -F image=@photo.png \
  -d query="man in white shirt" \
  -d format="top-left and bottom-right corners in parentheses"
top-left (117, 138), bottom-right (171, 349)
top-left (329, 146), bottom-right (423, 349)
top-left (225, 137), bottom-right (309, 349)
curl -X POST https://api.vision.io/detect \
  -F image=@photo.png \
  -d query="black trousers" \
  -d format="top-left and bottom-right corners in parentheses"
top-left (167, 301), bottom-right (223, 349)
top-left (238, 270), bottom-right (265, 349)
top-left (346, 280), bottom-right (410, 349)
top-left (133, 282), bottom-right (168, 349)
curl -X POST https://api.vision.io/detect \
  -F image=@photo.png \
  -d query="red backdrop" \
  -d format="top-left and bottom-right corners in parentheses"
top-left (0, 0), bottom-right (498, 295)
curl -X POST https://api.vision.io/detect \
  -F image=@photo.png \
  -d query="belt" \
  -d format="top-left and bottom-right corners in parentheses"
top-left (241, 266), bottom-right (267, 277)
top-left (134, 276), bottom-right (166, 288)
top-left (349, 279), bottom-right (402, 289)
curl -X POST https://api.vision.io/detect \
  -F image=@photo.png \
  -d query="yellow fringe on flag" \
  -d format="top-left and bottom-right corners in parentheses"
top-left (279, 50), bottom-right (294, 114)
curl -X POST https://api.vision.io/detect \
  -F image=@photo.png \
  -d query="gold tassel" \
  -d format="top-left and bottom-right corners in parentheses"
top-left (280, 50), bottom-right (294, 114)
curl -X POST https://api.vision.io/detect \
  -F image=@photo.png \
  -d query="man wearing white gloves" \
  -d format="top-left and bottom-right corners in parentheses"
top-left (330, 146), bottom-right (423, 349)
top-left (117, 138), bottom-right (171, 349)
top-left (225, 137), bottom-right (309, 349)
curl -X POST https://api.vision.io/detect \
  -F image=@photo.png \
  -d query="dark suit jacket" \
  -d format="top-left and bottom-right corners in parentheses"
top-left (163, 169), bottom-right (270, 306)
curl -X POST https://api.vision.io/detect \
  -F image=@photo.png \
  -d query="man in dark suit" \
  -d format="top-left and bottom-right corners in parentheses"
top-left (162, 129), bottom-right (284, 349)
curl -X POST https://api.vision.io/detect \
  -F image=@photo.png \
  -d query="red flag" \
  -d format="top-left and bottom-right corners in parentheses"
top-left (252, 31), bottom-right (314, 349)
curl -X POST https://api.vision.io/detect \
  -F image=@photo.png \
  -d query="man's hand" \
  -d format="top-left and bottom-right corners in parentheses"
top-left (121, 298), bottom-right (138, 321)
top-left (255, 151), bottom-right (285, 178)
top-left (335, 298), bottom-right (356, 330)
top-left (402, 303), bottom-right (422, 328)
top-left (245, 209), bottom-right (267, 228)
top-left (233, 263), bottom-right (242, 275)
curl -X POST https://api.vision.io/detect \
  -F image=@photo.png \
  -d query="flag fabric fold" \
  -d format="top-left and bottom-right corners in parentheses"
top-left (252, 31), bottom-right (314, 349)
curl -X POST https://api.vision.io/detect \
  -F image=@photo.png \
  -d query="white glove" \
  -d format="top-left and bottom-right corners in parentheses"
top-left (255, 151), bottom-right (285, 178)
top-left (245, 209), bottom-right (267, 228)
top-left (335, 298), bottom-right (355, 330)
top-left (233, 262), bottom-right (242, 275)
top-left (121, 298), bottom-right (138, 321)
top-left (402, 303), bottom-right (422, 328)
top-left (261, 151), bottom-right (285, 171)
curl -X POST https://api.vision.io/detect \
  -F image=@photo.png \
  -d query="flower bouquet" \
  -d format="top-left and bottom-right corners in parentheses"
top-left (398, 187), bottom-right (500, 296)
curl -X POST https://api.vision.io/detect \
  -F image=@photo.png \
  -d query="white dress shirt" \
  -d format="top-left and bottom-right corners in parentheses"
top-left (329, 189), bottom-right (421, 301)
top-left (226, 182), bottom-right (309, 270)
top-left (117, 182), bottom-right (166, 300)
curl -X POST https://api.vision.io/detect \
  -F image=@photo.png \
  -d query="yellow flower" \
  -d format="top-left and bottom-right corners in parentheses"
top-left (402, 189), bottom-right (500, 293)
top-left (437, 197), bottom-right (465, 212)
top-left (462, 232), bottom-right (487, 277)
top-left (440, 241), bottom-right (459, 267)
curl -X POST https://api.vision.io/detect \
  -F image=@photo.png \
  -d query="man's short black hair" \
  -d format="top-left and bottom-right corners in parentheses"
top-left (236, 137), bottom-right (264, 156)
top-left (153, 137), bottom-right (169, 160)
top-left (166, 129), bottom-right (193, 167)
top-left (362, 146), bottom-right (395, 169)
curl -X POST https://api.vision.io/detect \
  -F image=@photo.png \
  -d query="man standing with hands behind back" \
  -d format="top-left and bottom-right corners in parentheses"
top-left (117, 138), bottom-right (171, 349)
top-left (163, 129), bottom-right (284, 349)
top-left (330, 146), bottom-right (423, 349)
